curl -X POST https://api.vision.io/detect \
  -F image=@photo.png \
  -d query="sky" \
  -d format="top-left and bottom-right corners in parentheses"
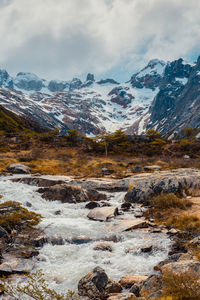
top-left (0, 0), bottom-right (199, 82)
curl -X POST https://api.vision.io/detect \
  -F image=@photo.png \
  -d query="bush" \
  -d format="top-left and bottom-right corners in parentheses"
top-left (0, 201), bottom-right (42, 232)
top-left (150, 193), bottom-right (192, 210)
top-left (1, 270), bottom-right (80, 300)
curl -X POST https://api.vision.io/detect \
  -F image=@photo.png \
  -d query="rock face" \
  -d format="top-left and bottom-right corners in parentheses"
top-left (7, 163), bottom-right (31, 174)
top-left (147, 57), bottom-right (200, 136)
top-left (124, 168), bottom-right (200, 204)
top-left (78, 267), bottom-right (122, 299)
top-left (1, 56), bottom-right (200, 136)
top-left (87, 206), bottom-right (119, 221)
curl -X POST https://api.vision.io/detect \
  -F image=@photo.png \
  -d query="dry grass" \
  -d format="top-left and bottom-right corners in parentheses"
top-left (166, 214), bottom-right (200, 235)
top-left (145, 193), bottom-right (193, 225)
top-left (0, 137), bottom-right (200, 177)
top-left (150, 193), bottom-right (192, 210)
top-left (162, 270), bottom-right (200, 299)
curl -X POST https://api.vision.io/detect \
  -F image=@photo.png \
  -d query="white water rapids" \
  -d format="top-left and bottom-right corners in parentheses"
top-left (0, 175), bottom-right (171, 293)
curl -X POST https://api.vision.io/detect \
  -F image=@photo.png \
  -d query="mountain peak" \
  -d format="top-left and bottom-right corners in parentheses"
top-left (86, 73), bottom-right (95, 82)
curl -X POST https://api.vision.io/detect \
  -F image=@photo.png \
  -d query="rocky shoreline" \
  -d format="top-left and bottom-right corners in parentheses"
top-left (0, 166), bottom-right (199, 299)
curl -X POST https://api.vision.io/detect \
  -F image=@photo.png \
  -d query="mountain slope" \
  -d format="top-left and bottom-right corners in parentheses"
top-left (0, 56), bottom-right (199, 136)
top-left (0, 104), bottom-right (47, 134)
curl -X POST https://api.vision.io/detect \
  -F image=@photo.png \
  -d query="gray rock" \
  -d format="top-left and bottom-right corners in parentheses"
top-left (85, 202), bottom-right (100, 209)
top-left (107, 219), bottom-right (148, 232)
top-left (124, 168), bottom-right (200, 204)
top-left (37, 184), bottom-right (88, 203)
top-left (141, 244), bottom-right (153, 253)
top-left (144, 165), bottom-right (161, 171)
top-left (0, 254), bottom-right (34, 273)
top-left (87, 206), bottom-right (118, 222)
top-left (133, 166), bottom-right (142, 173)
top-left (93, 242), bottom-right (112, 252)
top-left (7, 163), bottom-right (31, 174)
top-left (71, 235), bottom-right (94, 244)
top-left (188, 235), bottom-right (200, 246)
top-left (108, 293), bottom-right (137, 300)
top-left (102, 168), bottom-right (114, 175)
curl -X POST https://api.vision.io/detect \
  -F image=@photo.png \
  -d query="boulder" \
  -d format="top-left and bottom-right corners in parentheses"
top-left (133, 166), bottom-right (142, 173)
top-left (144, 165), bottom-right (161, 171)
top-left (107, 219), bottom-right (148, 233)
top-left (78, 266), bottom-right (122, 299)
top-left (188, 235), bottom-right (200, 246)
top-left (7, 163), bottom-right (30, 174)
top-left (87, 189), bottom-right (107, 202)
top-left (119, 275), bottom-right (148, 288)
top-left (49, 236), bottom-right (65, 246)
top-left (85, 202), bottom-right (100, 209)
top-left (107, 293), bottom-right (137, 300)
top-left (0, 254), bottom-right (34, 274)
top-left (37, 184), bottom-right (106, 204)
top-left (71, 235), bottom-right (94, 244)
top-left (93, 243), bottom-right (113, 252)
top-left (141, 244), bottom-right (153, 253)
top-left (124, 169), bottom-right (200, 204)
top-left (87, 207), bottom-right (118, 222)
top-left (12, 177), bottom-right (65, 187)
top-left (102, 168), bottom-right (114, 175)
top-left (161, 260), bottom-right (200, 276)
top-left (32, 234), bottom-right (49, 247)
top-left (121, 202), bottom-right (132, 211)
top-left (37, 184), bottom-right (88, 203)
top-left (139, 275), bottom-right (162, 298)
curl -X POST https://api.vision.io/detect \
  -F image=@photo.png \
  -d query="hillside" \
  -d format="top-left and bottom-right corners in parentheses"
top-left (0, 104), bottom-right (47, 134)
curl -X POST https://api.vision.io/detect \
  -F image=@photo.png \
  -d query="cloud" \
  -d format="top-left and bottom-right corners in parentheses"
top-left (0, 0), bottom-right (199, 81)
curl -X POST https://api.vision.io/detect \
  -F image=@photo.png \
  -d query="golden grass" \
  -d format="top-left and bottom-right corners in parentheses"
top-left (166, 214), bottom-right (200, 234)
top-left (161, 270), bottom-right (200, 299)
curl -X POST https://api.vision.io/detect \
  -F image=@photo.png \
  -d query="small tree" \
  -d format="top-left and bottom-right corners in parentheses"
top-left (66, 129), bottom-right (80, 146)
top-left (145, 129), bottom-right (161, 140)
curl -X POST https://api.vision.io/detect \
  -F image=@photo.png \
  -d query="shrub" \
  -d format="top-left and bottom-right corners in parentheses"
top-left (0, 201), bottom-right (42, 232)
top-left (150, 193), bottom-right (192, 210)
top-left (1, 270), bottom-right (80, 300)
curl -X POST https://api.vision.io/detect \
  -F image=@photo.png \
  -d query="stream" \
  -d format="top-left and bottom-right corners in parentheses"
top-left (0, 175), bottom-right (171, 293)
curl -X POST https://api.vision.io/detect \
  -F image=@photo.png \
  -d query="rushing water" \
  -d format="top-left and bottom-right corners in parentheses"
top-left (0, 175), bottom-right (171, 293)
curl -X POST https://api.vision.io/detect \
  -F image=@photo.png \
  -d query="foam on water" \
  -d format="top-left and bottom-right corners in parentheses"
top-left (0, 176), bottom-right (171, 292)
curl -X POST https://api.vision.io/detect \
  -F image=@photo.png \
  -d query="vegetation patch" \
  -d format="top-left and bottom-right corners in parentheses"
top-left (0, 270), bottom-right (80, 300)
top-left (166, 214), bottom-right (200, 236)
top-left (0, 201), bottom-right (42, 233)
top-left (162, 270), bottom-right (200, 299)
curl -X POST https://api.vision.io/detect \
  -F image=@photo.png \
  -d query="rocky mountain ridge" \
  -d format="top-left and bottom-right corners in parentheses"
top-left (0, 56), bottom-right (199, 136)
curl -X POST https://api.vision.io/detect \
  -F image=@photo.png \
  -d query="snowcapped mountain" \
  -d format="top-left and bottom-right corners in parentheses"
top-left (0, 57), bottom-right (199, 136)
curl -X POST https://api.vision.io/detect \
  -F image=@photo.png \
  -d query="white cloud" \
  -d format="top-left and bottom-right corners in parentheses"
top-left (0, 0), bottom-right (199, 81)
